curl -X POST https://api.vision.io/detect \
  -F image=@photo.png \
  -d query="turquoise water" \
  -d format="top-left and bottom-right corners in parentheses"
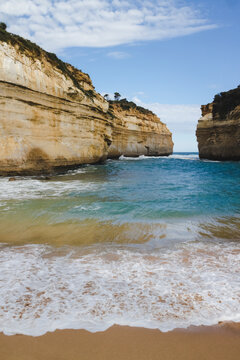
top-left (64, 153), bottom-right (240, 220)
top-left (0, 153), bottom-right (240, 335)
top-left (1, 152), bottom-right (240, 228)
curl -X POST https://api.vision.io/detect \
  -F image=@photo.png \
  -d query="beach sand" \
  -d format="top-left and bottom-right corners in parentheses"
top-left (1, 323), bottom-right (240, 360)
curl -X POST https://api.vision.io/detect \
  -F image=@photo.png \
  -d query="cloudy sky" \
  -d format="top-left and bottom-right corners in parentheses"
top-left (1, 0), bottom-right (239, 151)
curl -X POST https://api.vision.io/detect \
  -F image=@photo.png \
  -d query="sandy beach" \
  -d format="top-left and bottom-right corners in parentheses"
top-left (1, 323), bottom-right (240, 360)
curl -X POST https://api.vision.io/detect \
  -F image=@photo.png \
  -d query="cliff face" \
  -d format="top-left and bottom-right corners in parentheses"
top-left (0, 29), bottom-right (173, 175)
top-left (108, 100), bottom-right (173, 158)
top-left (0, 29), bottom-right (112, 175)
top-left (196, 87), bottom-right (240, 161)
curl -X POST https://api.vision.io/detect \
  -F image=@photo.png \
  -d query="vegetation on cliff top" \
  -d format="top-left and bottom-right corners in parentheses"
top-left (0, 26), bottom-right (92, 93)
top-left (0, 22), bottom-right (7, 31)
top-left (213, 86), bottom-right (240, 119)
top-left (109, 98), bottom-right (155, 116)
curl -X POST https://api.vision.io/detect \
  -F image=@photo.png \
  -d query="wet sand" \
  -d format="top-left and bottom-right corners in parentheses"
top-left (1, 323), bottom-right (240, 360)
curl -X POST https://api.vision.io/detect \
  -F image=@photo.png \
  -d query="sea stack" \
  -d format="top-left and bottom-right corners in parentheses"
top-left (0, 27), bottom-right (173, 175)
top-left (196, 86), bottom-right (240, 161)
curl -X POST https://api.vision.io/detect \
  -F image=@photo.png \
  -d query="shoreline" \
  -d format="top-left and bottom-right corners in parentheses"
top-left (1, 323), bottom-right (240, 360)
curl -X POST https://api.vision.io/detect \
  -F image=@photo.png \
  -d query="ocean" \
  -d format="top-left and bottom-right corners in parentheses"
top-left (0, 153), bottom-right (239, 336)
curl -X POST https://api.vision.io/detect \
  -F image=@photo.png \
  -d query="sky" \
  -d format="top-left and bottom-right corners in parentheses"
top-left (0, 0), bottom-right (240, 151)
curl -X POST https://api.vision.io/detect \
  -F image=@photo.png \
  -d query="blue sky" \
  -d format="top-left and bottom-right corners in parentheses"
top-left (1, 0), bottom-right (240, 151)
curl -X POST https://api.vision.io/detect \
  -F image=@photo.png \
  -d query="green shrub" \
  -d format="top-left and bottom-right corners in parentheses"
top-left (114, 92), bottom-right (121, 101)
top-left (0, 22), bottom-right (7, 31)
top-left (109, 98), bottom-right (154, 116)
top-left (213, 86), bottom-right (240, 119)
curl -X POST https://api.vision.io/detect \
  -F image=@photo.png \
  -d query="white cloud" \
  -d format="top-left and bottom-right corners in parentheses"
top-left (107, 51), bottom-right (130, 59)
top-left (132, 97), bottom-right (201, 152)
top-left (0, 0), bottom-right (217, 51)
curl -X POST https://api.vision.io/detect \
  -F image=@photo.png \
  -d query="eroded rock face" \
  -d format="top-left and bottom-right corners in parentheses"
top-left (0, 80), bottom-right (112, 175)
top-left (0, 29), bottom-right (173, 175)
top-left (196, 87), bottom-right (240, 161)
top-left (0, 30), bottom-right (111, 175)
top-left (108, 101), bottom-right (173, 158)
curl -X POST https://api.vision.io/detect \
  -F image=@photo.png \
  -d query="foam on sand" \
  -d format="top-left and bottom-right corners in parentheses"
top-left (0, 240), bottom-right (239, 336)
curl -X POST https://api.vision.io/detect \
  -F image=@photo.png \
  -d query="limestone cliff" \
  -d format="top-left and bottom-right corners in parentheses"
top-left (108, 100), bottom-right (173, 158)
top-left (196, 86), bottom-right (240, 161)
top-left (0, 28), bottom-right (173, 175)
top-left (0, 28), bottom-right (112, 175)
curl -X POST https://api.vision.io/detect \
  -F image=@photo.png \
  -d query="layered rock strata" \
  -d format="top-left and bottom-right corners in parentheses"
top-left (196, 87), bottom-right (240, 161)
top-left (0, 29), bottom-right (112, 175)
top-left (0, 28), bottom-right (173, 175)
top-left (108, 100), bottom-right (173, 158)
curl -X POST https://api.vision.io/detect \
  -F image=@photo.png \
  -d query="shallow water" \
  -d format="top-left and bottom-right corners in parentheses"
top-left (0, 153), bottom-right (240, 335)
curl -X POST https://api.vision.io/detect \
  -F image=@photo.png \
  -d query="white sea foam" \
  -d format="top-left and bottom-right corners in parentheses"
top-left (73, 205), bottom-right (101, 211)
top-left (119, 154), bottom-right (199, 161)
top-left (168, 154), bottom-right (199, 161)
top-left (60, 167), bottom-right (88, 175)
top-left (0, 241), bottom-right (239, 336)
top-left (119, 154), bottom-right (223, 162)
top-left (0, 178), bottom-right (98, 201)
